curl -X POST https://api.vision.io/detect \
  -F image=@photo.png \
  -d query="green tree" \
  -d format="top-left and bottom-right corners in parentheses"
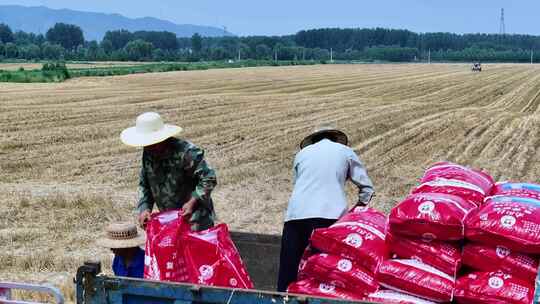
top-left (124, 39), bottom-right (154, 61)
top-left (255, 44), bottom-right (271, 59)
top-left (103, 30), bottom-right (134, 50)
top-left (19, 43), bottom-right (41, 59)
top-left (0, 42), bottom-right (4, 58)
top-left (191, 33), bottom-right (202, 54)
top-left (0, 23), bottom-right (14, 43)
top-left (41, 42), bottom-right (64, 59)
top-left (100, 39), bottom-right (114, 54)
top-left (86, 41), bottom-right (99, 60)
top-left (46, 23), bottom-right (84, 50)
top-left (4, 42), bottom-right (18, 58)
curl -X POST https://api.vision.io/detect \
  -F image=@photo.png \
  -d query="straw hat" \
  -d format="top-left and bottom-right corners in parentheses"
top-left (121, 112), bottom-right (183, 147)
top-left (300, 124), bottom-right (348, 149)
top-left (97, 222), bottom-right (146, 249)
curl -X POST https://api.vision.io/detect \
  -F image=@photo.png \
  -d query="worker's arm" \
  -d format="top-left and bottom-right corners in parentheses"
top-left (189, 146), bottom-right (217, 211)
top-left (137, 159), bottom-right (155, 213)
top-left (348, 150), bottom-right (374, 205)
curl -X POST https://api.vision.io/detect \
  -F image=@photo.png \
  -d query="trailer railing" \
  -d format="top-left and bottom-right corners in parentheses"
top-left (0, 282), bottom-right (64, 304)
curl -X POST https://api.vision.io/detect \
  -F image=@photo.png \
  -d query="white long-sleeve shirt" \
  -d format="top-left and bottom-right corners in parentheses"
top-left (285, 139), bottom-right (374, 222)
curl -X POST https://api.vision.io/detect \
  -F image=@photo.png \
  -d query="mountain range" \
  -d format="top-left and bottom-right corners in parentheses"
top-left (0, 5), bottom-right (233, 41)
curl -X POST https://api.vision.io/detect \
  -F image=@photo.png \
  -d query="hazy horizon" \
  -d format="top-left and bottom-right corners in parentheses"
top-left (0, 0), bottom-right (539, 36)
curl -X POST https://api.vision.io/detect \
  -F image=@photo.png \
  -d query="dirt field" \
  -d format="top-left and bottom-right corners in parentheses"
top-left (2, 63), bottom-right (540, 300)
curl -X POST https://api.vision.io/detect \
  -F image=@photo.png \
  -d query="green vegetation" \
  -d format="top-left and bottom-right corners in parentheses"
top-left (1, 22), bottom-right (539, 63)
top-left (0, 60), bottom-right (318, 83)
top-left (0, 62), bottom-right (70, 83)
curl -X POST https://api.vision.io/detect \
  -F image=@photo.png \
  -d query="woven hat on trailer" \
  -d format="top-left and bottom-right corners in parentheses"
top-left (97, 222), bottom-right (145, 249)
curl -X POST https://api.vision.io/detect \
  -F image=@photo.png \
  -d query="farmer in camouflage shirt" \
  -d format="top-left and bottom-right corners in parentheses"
top-left (121, 112), bottom-right (217, 231)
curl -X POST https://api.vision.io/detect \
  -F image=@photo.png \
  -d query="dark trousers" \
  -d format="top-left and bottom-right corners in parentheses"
top-left (277, 218), bottom-right (336, 292)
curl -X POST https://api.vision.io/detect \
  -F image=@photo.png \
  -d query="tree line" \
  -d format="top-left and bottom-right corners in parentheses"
top-left (1, 22), bottom-right (539, 63)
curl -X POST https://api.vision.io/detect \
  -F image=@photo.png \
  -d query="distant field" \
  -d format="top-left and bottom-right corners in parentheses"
top-left (2, 63), bottom-right (540, 301)
top-left (0, 61), bottom-right (149, 71)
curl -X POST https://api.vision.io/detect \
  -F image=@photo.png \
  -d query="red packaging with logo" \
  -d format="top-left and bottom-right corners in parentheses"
top-left (465, 196), bottom-right (540, 254)
top-left (389, 192), bottom-right (476, 241)
top-left (310, 206), bottom-right (388, 273)
top-left (299, 253), bottom-right (379, 294)
top-left (491, 182), bottom-right (540, 201)
top-left (386, 233), bottom-right (461, 276)
top-left (287, 278), bottom-right (364, 300)
top-left (413, 162), bottom-right (494, 206)
top-left (181, 223), bottom-right (254, 289)
top-left (144, 210), bottom-right (190, 282)
top-left (365, 290), bottom-right (438, 304)
top-left (454, 271), bottom-right (534, 304)
top-left (376, 259), bottom-right (455, 303)
top-left (462, 243), bottom-right (539, 282)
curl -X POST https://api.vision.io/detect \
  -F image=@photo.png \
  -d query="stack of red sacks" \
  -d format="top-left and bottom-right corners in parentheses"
top-left (385, 162), bottom-right (494, 303)
top-left (143, 210), bottom-right (254, 289)
top-left (458, 182), bottom-right (540, 304)
top-left (287, 206), bottom-right (388, 301)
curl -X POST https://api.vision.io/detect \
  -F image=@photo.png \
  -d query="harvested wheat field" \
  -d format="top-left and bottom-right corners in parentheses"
top-left (2, 63), bottom-right (540, 300)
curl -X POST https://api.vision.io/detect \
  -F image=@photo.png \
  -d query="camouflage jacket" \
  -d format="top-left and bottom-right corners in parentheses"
top-left (137, 138), bottom-right (217, 231)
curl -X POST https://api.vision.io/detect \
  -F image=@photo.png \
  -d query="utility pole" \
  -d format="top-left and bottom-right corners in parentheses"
top-left (238, 48), bottom-right (241, 61)
top-left (532, 49), bottom-right (534, 64)
top-left (330, 48), bottom-right (333, 63)
top-left (302, 48), bottom-right (306, 61)
top-left (274, 48), bottom-right (278, 62)
top-left (499, 8), bottom-right (506, 36)
top-left (428, 49), bottom-right (431, 64)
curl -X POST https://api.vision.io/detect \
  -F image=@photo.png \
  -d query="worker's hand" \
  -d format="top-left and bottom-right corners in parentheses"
top-left (180, 197), bottom-right (198, 218)
top-left (138, 210), bottom-right (151, 229)
top-left (355, 201), bottom-right (368, 208)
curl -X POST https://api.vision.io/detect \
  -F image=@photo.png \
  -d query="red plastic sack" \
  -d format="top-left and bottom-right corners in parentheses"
top-left (413, 162), bottom-right (494, 206)
top-left (299, 253), bottom-right (379, 294)
top-left (310, 206), bottom-right (388, 273)
top-left (376, 259), bottom-right (455, 303)
top-left (387, 233), bottom-right (461, 276)
top-left (465, 196), bottom-right (540, 254)
top-left (462, 243), bottom-right (539, 282)
top-left (454, 271), bottom-right (534, 304)
top-left (287, 278), bottom-right (363, 300)
top-left (365, 290), bottom-right (437, 304)
top-left (182, 223), bottom-right (254, 289)
top-left (389, 193), bottom-right (476, 241)
top-left (491, 182), bottom-right (540, 201)
top-left (144, 210), bottom-right (190, 282)
top-left (297, 246), bottom-right (316, 281)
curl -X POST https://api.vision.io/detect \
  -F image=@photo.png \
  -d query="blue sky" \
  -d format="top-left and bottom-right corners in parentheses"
top-left (0, 0), bottom-right (538, 36)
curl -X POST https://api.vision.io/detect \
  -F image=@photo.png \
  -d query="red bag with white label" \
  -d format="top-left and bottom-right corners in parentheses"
top-left (144, 210), bottom-right (190, 282)
top-left (376, 259), bottom-right (455, 303)
top-left (386, 233), bottom-right (461, 276)
top-left (462, 243), bottom-right (539, 282)
top-left (465, 196), bottom-right (540, 254)
top-left (491, 182), bottom-right (540, 201)
top-left (299, 253), bottom-right (379, 294)
top-left (365, 290), bottom-right (437, 304)
top-left (389, 193), bottom-right (476, 241)
top-left (287, 278), bottom-right (364, 300)
top-left (181, 223), bottom-right (254, 289)
top-left (413, 162), bottom-right (494, 206)
top-left (297, 246), bottom-right (316, 281)
top-left (310, 206), bottom-right (388, 273)
top-left (454, 271), bottom-right (534, 304)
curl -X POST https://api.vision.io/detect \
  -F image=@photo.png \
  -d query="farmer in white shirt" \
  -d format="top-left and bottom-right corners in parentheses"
top-left (277, 125), bottom-right (374, 292)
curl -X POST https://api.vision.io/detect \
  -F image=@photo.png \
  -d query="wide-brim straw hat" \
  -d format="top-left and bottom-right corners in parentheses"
top-left (300, 124), bottom-right (348, 149)
top-left (121, 112), bottom-right (182, 147)
top-left (97, 222), bottom-right (146, 249)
